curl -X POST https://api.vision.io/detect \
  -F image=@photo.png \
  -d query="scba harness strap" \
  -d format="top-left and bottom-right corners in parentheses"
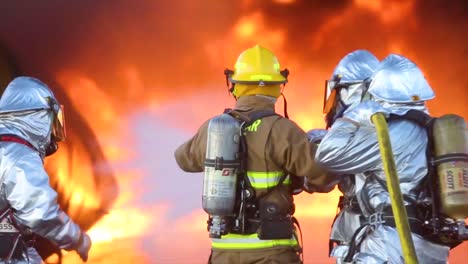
top-left (389, 110), bottom-right (466, 248)
top-left (205, 108), bottom-right (304, 262)
top-left (219, 108), bottom-right (298, 239)
top-left (223, 107), bottom-right (280, 187)
top-left (340, 110), bottom-right (466, 260)
top-left (0, 134), bottom-right (37, 152)
top-left (342, 205), bottom-right (425, 262)
top-left (0, 207), bottom-right (31, 262)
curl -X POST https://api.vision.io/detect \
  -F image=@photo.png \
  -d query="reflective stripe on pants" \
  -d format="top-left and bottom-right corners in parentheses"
top-left (211, 233), bottom-right (298, 250)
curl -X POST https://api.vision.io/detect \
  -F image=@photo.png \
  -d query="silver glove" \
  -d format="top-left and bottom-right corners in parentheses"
top-left (307, 128), bottom-right (328, 144)
top-left (76, 232), bottom-right (92, 262)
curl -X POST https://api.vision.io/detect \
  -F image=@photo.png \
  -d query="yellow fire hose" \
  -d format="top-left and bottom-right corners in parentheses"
top-left (371, 113), bottom-right (419, 264)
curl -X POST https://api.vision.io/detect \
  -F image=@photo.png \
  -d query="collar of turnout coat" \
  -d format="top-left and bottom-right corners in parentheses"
top-left (234, 95), bottom-right (276, 113)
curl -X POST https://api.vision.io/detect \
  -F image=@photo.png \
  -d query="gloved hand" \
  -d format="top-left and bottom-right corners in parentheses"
top-left (76, 232), bottom-right (92, 262)
top-left (303, 175), bottom-right (339, 193)
top-left (343, 100), bottom-right (389, 127)
top-left (290, 175), bottom-right (304, 195)
top-left (306, 129), bottom-right (328, 144)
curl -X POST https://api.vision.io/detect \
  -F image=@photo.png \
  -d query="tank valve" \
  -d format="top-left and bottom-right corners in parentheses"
top-left (209, 216), bottom-right (227, 238)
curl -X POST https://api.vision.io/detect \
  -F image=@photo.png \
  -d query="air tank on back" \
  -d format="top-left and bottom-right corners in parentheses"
top-left (433, 114), bottom-right (468, 220)
top-left (203, 113), bottom-right (240, 238)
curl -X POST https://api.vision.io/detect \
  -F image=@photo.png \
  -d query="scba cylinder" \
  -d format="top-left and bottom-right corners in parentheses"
top-left (203, 114), bottom-right (240, 217)
top-left (433, 114), bottom-right (468, 220)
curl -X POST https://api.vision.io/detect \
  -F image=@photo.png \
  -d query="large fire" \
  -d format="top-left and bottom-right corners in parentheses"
top-left (0, 0), bottom-right (466, 263)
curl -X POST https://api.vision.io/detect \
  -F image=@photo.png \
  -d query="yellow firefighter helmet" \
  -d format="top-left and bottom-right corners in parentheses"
top-left (229, 45), bottom-right (288, 85)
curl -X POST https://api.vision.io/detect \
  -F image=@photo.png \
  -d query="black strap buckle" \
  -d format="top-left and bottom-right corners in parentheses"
top-left (0, 207), bottom-right (24, 261)
top-left (214, 157), bottom-right (223, 171)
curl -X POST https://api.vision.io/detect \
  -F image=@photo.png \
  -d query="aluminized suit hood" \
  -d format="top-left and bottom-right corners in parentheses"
top-left (324, 50), bottom-right (380, 128)
top-left (368, 54), bottom-right (435, 103)
top-left (330, 50), bottom-right (379, 83)
top-left (0, 77), bottom-right (57, 158)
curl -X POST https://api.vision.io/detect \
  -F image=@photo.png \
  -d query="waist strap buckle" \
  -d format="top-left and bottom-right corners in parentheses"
top-left (365, 212), bottom-right (385, 226)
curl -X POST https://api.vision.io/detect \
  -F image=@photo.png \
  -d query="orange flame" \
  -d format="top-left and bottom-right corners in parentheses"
top-left (354, 0), bottom-right (416, 25)
top-left (205, 12), bottom-right (286, 69)
top-left (46, 72), bottom-right (153, 262)
top-left (274, 0), bottom-right (296, 4)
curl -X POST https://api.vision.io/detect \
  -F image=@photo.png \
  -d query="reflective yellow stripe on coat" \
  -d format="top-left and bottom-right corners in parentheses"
top-left (246, 171), bottom-right (291, 189)
top-left (212, 171), bottom-right (295, 250)
top-left (211, 233), bottom-right (298, 250)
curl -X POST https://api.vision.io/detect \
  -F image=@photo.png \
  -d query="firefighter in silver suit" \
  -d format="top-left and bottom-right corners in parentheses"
top-left (0, 77), bottom-right (91, 263)
top-left (307, 49), bottom-right (380, 259)
top-left (315, 54), bottom-right (450, 263)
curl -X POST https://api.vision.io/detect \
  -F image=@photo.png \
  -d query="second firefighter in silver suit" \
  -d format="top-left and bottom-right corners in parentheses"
top-left (314, 53), bottom-right (450, 263)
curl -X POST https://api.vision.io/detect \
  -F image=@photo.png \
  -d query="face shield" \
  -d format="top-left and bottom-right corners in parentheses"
top-left (323, 75), bottom-right (341, 114)
top-left (323, 75), bottom-right (367, 128)
top-left (47, 97), bottom-right (66, 142)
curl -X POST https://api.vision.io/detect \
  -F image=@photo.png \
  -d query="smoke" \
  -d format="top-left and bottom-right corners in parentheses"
top-left (0, 1), bottom-right (240, 95)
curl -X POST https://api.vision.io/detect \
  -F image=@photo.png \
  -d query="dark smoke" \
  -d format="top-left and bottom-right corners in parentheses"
top-left (0, 1), bottom-right (240, 94)
top-left (253, 0), bottom-right (468, 116)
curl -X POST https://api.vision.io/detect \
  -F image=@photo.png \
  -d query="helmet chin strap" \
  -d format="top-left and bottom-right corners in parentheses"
top-left (230, 84), bottom-right (238, 101)
top-left (280, 84), bottom-right (289, 119)
top-left (224, 69), bottom-right (238, 100)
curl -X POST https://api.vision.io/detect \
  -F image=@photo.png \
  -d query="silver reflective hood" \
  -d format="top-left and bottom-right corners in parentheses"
top-left (368, 54), bottom-right (435, 103)
top-left (0, 77), bottom-right (83, 263)
top-left (330, 50), bottom-right (380, 83)
top-left (0, 77), bottom-right (56, 156)
top-left (0, 76), bottom-right (55, 113)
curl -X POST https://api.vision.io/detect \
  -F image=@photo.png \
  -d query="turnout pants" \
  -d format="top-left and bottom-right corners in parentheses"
top-left (210, 247), bottom-right (301, 264)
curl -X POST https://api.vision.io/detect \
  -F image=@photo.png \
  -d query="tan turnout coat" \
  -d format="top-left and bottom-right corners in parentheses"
top-left (175, 95), bottom-right (330, 264)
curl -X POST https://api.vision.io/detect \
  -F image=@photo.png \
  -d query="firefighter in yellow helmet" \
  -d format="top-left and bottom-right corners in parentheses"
top-left (175, 45), bottom-right (332, 264)
top-left (228, 45), bottom-right (287, 99)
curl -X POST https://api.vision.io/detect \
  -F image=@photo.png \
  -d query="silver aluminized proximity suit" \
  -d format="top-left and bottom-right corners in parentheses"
top-left (0, 77), bottom-right (91, 263)
top-left (316, 55), bottom-right (450, 263)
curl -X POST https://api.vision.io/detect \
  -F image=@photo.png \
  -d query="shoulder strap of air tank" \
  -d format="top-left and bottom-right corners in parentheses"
top-left (222, 108), bottom-right (281, 191)
top-left (366, 110), bottom-right (437, 208)
top-left (388, 109), bottom-right (433, 127)
top-left (387, 109), bottom-right (436, 182)
top-left (247, 109), bottom-right (278, 123)
top-left (0, 134), bottom-right (38, 152)
top-left (223, 108), bottom-right (279, 127)
top-left (222, 108), bottom-right (252, 189)
top-left (389, 109), bottom-right (440, 230)
top-left (387, 109), bottom-right (436, 169)
top-left (0, 206), bottom-right (26, 262)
